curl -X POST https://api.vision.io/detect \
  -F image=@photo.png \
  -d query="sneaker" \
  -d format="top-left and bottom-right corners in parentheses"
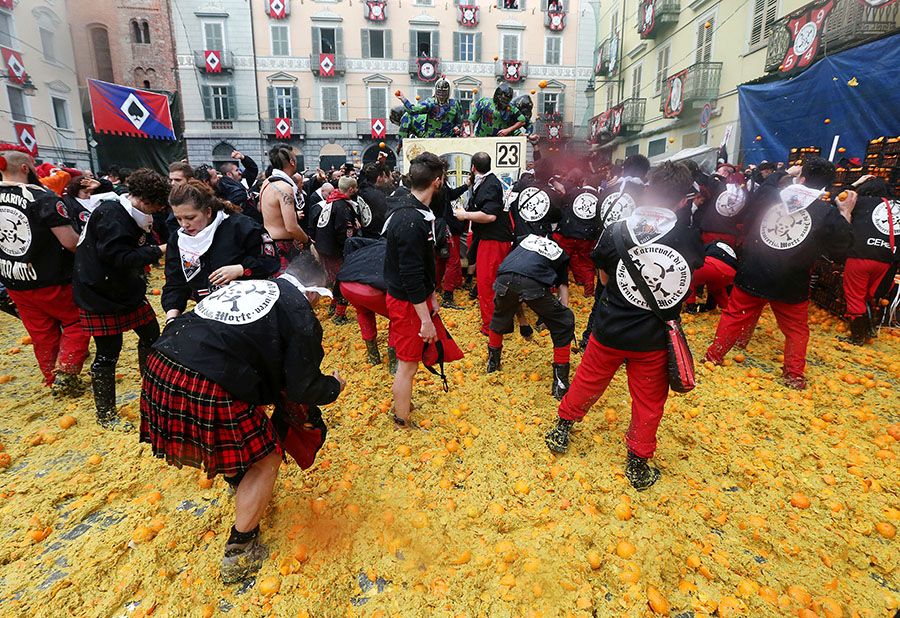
top-left (545, 419), bottom-right (574, 453)
top-left (52, 372), bottom-right (85, 398)
top-left (221, 535), bottom-right (269, 584)
top-left (441, 291), bottom-right (462, 310)
top-left (333, 314), bottom-right (350, 326)
top-left (624, 451), bottom-right (660, 491)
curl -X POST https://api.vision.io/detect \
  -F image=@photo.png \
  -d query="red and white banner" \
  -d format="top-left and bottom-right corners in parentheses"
top-left (546, 122), bottom-right (562, 141)
top-left (204, 50), bottom-right (221, 73)
top-left (610, 105), bottom-right (624, 135)
top-left (663, 69), bottom-right (687, 118)
top-left (780, 0), bottom-right (833, 75)
top-left (275, 118), bottom-right (291, 139)
top-left (461, 121), bottom-right (472, 137)
top-left (268, 0), bottom-right (286, 18)
top-left (416, 58), bottom-right (438, 82)
top-left (0, 0), bottom-right (13, 9)
top-left (371, 118), bottom-right (386, 139)
top-left (547, 11), bottom-right (566, 31)
top-left (639, 0), bottom-right (655, 38)
top-left (364, 0), bottom-right (386, 21)
top-left (502, 61), bottom-right (522, 82)
top-left (1, 47), bottom-right (26, 85)
top-left (14, 123), bottom-right (37, 157)
top-left (459, 5), bottom-right (479, 26)
top-left (319, 53), bottom-right (335, 77)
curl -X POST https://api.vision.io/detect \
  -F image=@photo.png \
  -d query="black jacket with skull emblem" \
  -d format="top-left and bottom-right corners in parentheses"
top-left (497, 234), bottom-right (570, 288)
top-left (595, 179), bottom-right (645, 233)
top-left (735, 197), bottom-right (852, 304)
top-left (590, 219), bottom-right (704, 352)
top-left (557, 185), bottom-right (603, 240)
top-left (509, 177), bottom-right (563, 240)
top-left (356, 176), bottom-right (389, 239)
top-left (314, 198), bottom-right (358, 258)
top-left (697, 175), bottom-right (750, 237)
top-left (847, 196), bottom-right (899, 263)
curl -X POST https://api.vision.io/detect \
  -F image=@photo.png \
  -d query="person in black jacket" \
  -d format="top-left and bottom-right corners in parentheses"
top-left (140, 253), bottom-right (345, 584)
top-left (73, 169), bottom-right (170, 429)
top-left (62, 174), bottom-right (101, 234)
top-left (509, 157), bottom-right (564, 240)
top-left (554, 174), bottom-right (602, 297)
top-left (435, 179), bottom-right (469, 308)
top-left (218, 150), bottom-right (262, 223)
top-left (315, 176), bottom-right (359, 324)
top-left (356, 160), bottom-right (391, 239)
top-left (684, 240), bottom-right (738, 313)
top-left (162, 181), bottom-right (279, 322)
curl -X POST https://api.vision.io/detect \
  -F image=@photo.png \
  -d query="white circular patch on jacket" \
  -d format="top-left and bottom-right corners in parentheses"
top-left (572, 192), bottom-right (598, 220)
top-left (520, 234), bottom-right (563, 260)
top-left (715, 186), bottom-right (746, 217)
top-left (356, 196), bottom-right (372, 228)
top-left (195, 280), bottom-right (280, 324)
top-left (601, 192), bottom-right (635, 223)
top-left (615, 243), bottom-right (690, 310)
top-left (517, 187), bottom-right (551, 222)
top-left (872, 200), bottom-right (900, 236)
top-left (760, 204), bottom-right (812, 250)
top-left (0, 206), bottom-right (32, 257)
top-left (317, 203), bottom-right (332, 228)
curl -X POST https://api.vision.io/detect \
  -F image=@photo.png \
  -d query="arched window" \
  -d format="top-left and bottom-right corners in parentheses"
top-left (90, 26), bottom-right (114, 82)
top-left (142, 21), bottom-right (150, 44)
top-left (132, 20), bottom-right (142, 43)
top-left (143, 80), bottom-right (151, 89)
top-left (212, 142), bottom-right (235, 169)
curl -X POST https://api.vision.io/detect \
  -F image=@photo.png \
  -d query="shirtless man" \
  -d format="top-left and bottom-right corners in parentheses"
top-left (259, 143), bottom-right (308, 273)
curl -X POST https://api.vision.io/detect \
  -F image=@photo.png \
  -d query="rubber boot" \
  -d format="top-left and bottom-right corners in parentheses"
top-left (624, 450), bottom-right (660, 491)
top-left (468, 284), bottom-right (478, 300)
top-left (441, 289), bottom-right (461, 310)
top-left (519, 324), bottom-right (534, 340)
top-left (387, 346), bottom-right (398, 375)
top-left (545, 418), bottom-right (575, 453)
top-left (91, 365), bottom-right (125, 430)
top-left (365, 339), bottom-right (381, 366)
top-left (486, 346), bottom-right (502, 373)
top-left (462, 274), bottom-right (474, 290)
top-left (865, 307), bottom-right (877, 339)
top-left (0, 290), bottom-right (18, 319)
top-left (847, 316), bottom-right (868, 346)
top-left (551, 363), bottom-right (570, 400)
top-left (137, 345), bottom-right (152, 376)
top-left (51, 372), bottom-right (85, 398)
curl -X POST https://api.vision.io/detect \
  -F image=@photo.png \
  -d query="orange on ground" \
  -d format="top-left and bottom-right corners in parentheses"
top-left (58, 415), bottom-right (76, 429)
top-left (646, 586), bottom-right (670, 614)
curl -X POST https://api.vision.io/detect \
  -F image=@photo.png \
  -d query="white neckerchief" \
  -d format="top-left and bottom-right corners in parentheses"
top-left (381, 204), bottom-right (436, 236)
top-left (178, 211), bottom-right (228, 282)
top-left (472, 171), bottom-right (493, 192)
top-left (280, 273), bottom-right (333, 298)
top-left (117, 194), bottom-right (153, 232)
top-left (624, 206), bottom-right (677, 246)
top-left (270, 169), bottom-right (299, 203)
top-left (612, 176), bottom-right (646, 201)
top-left (76, 196), bottom-right (97, 212)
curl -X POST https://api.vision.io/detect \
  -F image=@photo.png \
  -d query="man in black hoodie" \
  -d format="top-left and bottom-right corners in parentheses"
top-left (218, 150), bottom-right (262, 223)
top-left (356, 160), bottom-right (390, 239)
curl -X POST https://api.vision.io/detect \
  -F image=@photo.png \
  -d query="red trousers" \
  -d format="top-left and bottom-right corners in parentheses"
top-left (702, 232), bottom-right (738, 247)
top-left (843, 257), bottom-right (890, 316)
top-left (435, 233), bottom-right (463, 292)
top-left (686, 256), bottom-right (736, 309)
top-left (7, 284), bottom-right (90, 385)
top-left (554, 234), bottom-right (596, 295)
top-left (705, 286), bottom-right (809, 379)
top-left (476, 239), bottom-right (511, 334)
top-left (339, 281), bottom-right (393, 345)
top-left (558, 335), bottom-right (669, 458)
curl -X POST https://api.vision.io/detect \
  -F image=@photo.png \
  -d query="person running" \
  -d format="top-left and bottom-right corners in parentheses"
top-left (161, 181), bottom-right (279, 323)
top-left (259, 144), bottom-right (308, 274)
top-left (545, 162), bottom-right (704, 490)
top-left (314, 176), bottom-right (359, 324)
top-left (683, 239), bottom-right (738, 313)
top-left (0, 144), bottom-right (89, 394)
top-left (487, 234), bottom-right (574, 399)
top-left (703, 157), bottom-right (854, 389)
top-left (140, 253), bottom-right (344, 584)
top-left (73, 168), bottom-right (170, 429)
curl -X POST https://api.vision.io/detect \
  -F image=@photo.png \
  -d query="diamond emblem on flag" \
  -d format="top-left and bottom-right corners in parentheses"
top-left (320, 55), bottom-right (334, 74)
top-left (206, 51), bottom-right (220, 71)
top-left (120, 92), bottom-right (150, 130)
top-left (6, 54), bottom-right (24, 79)
top-left (270, 0), bottom-right (284, 13)
top-left (18, 126), bottom-right (36, 152)
top-left (372, 119), bottom-right (385, 134)
top-left (276, 118), bottom-right (291, 135)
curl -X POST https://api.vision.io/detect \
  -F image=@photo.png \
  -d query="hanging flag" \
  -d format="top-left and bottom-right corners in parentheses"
top-left (364, 0), bottom-right (386, 21)
top-left (87, 79), bottom-right (176, 140)
top-left (275, 118), bottom-right (291, 139)
top-left (204, 50), bottom-right (221, 73)
top-left (547, 12), bottom-right (566, 31)
top-left (417, 58), bottom-right (438, 82)
top-left (663, 69), bottom-right (687, 118)
top-left (371, 118), bottom-right (386, 139)
top-left (610, 104), bottom-right (624, 135)
top-left (546, 122), bottom-right (562, 141)
top-left (858, 0), bottom-right (899, 5)
top-left (780, 0), bottom-right (833, 75)
top-left (639, 0), bottom-right (656, 38)
top-left (1, 47), bottom-right (26, 85)
top-left (502, 61), bottom-right (522, 82)
top-left (459, 5), bottom-right (479, 26)
top-left (0, 0), bottom-right (13, 9)
top-left (268, 0), bottom-right (286, 18)
top-left (14, 123), bottom-right (37, 156)
top-left (319, 53), bottom-right (335, 77)
top-left (461, 121), bottom-right (472, 137)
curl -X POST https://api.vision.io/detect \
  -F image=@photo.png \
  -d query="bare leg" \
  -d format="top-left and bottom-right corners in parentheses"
top-left (392, 359), bottom-right (418, 423)
top-left (234, 450), bottom-right (281, 532)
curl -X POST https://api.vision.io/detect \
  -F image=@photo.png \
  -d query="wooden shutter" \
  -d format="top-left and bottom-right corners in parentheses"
top-left (540, 0), bottom-right (548, 10)
top-left (453, 32), bottom-right (460, 61)
top-left (267, 86), bottom-right (276, 120)
top-left (655, 46), bottom-right (669, 94)
top-left (385, 30), bottom-right (393, 58)
top-left (475, 32), bottom-right (482, 61)
top-left (312, 27), bottom-right (321, 55)
top-left (226, 87), bottom-right (237, 120)
top-left (556, 92), bottom-right (565, 117)
top-left (631, 65), bottom-right (641, 99)
top-left (410, 30), bottom-right (417, 56)
top-left (361, 30), bottom-right (370, 58)
top-left (537, 92), bottom-right (546, 115)
top-left (291, 87), bottom-right (300, 119)
top-left (749, 0), bottom-right (765, 46)
top-left (432, 31), bottom-right (440, 58)
top-left (764, 0), bottom-right (778, 42)
top-left (201, 85), bottom-right (213, 120)
top-left (335, 27), bottom-right (344, 55)
top-left (696, 16), bottom-right (713, 63)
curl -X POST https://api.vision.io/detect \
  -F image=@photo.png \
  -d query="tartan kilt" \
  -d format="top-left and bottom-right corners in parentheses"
top-left (273, 239), bottom-right (301, 276)
top-left (319, 254), bottom-right (344, 286)
top-left (139, 351), bottom-right (281, 478)
top-left (79, 299), bottom-right (156, 336)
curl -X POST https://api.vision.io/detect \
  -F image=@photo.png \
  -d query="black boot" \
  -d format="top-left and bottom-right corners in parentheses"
top-left (387, 346), bottom-right (398, 375)
top-left (0, 289), bottom-right (18, 319)
top-left (51, 372), bottom-right (85, 398)
top-left (847, 316), bottom-right (868, 346)
top-left (625, 451), bottom-right (660, 491)
top-left (441, 290), bottom-right (462, 309)
top-left (468, 284), bottom-right (478, 300)
top-left (365, 339), bottom-right (381, 365)
top-left (545, 418), bottom-right (575, 453)
top-left (333, 313), bottom-right (349, 325)
top-left (551, 363), bottom-right (570, 400)
top-left (462, 274), bottom-right (474, 290)
top-left (137, 345), bottom-right (152, 376)
top-left (683, 303), bottom-right (700, 315)
top-left (519, 324), bottom-right (533, 341)
top-left (91, 365), bottom-right (128, 430)
top-left (486, 346), bottom-right (502, 373)
top-left (865, 308), bottom-right (877, 339)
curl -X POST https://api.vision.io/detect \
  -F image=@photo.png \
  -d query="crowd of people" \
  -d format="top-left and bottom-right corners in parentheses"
top-left (1, 80), bottom-right (897, 583)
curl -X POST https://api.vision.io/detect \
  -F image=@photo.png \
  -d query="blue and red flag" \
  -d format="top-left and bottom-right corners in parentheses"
top-left (87, 79), bottom-right (176, 140)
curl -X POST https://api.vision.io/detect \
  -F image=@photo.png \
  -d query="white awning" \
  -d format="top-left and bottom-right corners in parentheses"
top-left (648, 145), bottom-right (718, 173)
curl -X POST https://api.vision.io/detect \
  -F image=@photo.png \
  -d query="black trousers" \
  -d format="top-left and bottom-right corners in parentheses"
top-left (581, 282), bottom-right (605, 348)
top-left (490, 273), bottom-right (574, 348)
top-left (93, 321), bottom-right (160, 368)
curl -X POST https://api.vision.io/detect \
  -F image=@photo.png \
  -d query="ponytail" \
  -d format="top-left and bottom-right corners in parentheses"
top-left (169, 179), bottom-right (239, 215)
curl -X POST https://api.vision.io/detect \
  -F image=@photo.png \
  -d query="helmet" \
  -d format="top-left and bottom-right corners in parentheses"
top-left (511, 95), bottom-right (533, 119)
top-left (389, 105), bottom-right (406, 126)
top-left (493, 83), bottom-right (514, 109)
top-left (435, 78), bottom-right (451, 104)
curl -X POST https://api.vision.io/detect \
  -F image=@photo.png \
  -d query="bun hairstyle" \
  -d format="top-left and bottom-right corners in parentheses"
top-left (169, 179), bottom-right (240, 215)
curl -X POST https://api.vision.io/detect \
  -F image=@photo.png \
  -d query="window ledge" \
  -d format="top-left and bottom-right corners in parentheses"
top-left (744, 41), bottom-right (768, 56)
top-left (688, 0), bottom-right (713, 11)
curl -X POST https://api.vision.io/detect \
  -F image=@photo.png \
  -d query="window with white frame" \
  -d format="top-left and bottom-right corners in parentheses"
top-left (51, 96), bottom-right (70, 129)
top-left (0, 11), bottom-right (14, 48)
top-left (458, 89), bottom-right (474, 115)
top-left (541, 92), bottom-right (559, 115)
top-left (458, 32), bottom-right (475, 62)
top-left (369, 87), bottom-right (388, 119)
top-left (211, 86), bottom-right (231, 119)
top-left (610, 10), bottom-right (618, 36)
top-left (39, 28), bottom-right (56, 61)
top-left (320, 27), bottom-right (337, 54)
top-left (271, 25), bottom-right (289, 56)
top-left (203, 22), bottom-right (224, 51)
top-left (606, 84), bottom-right (615, 111)
top-left (502, 0), bottom-right (520, 9)
top-left (6, 85), bottom-right (27, 122)
top-left (545, 36), bottom-right (561, 65)
top-left (369, 29), bottom-right (385, 58)
top-left (501, 32), bottom-right (520, 61)
top-left (321, 86), bottom-right (339, 121)
top-left (630, 63), bottom-right (642, 100)
top-left (414, 30), bottom-right (435, 57)
top-left (749, 0), bottom-right (778, 48)
top-left (274, 86), bottom-right (294, 118)
top-left (655, 44), bottom-right (670, 95)
top-left (695, 14), bottom-right (715, 63)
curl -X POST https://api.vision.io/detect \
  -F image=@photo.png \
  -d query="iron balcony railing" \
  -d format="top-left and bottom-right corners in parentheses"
top-left (659, 62), bottom-right (723, 112)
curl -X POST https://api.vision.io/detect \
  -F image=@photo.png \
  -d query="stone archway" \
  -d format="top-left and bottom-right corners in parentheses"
top-left (318, 143), bottom-right (347, 172)
top-left (362, 144), bottom-right (397, 169)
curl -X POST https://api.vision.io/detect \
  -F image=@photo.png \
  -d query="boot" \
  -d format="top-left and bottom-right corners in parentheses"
top-left (51, 372), bottom-right (85, 398)
top-left (624, 451), bottom-right (660, 491)
top-left (551, 363), bottom-right (570, 400)
top-left (333, 313), bottom-right (349, 326)
top-left (0, 289), bottom-right (18, 319)
top-left (364, 339), bottom-right (381, 366)
top-left (865, 308), bottom-right (877, 339)
top-left (468, 284), bottom-right (478, 300)
top-left (441, 290), bottom-right (462, 310)
top-left (545, 418), bottom-right (575, 453)
top-left (846, 316), bottom-right (868, 346)
top-left (683, 302), bottom-right (701, 315)
top-left (462, 274), bottom-right (474, 290)
top-left (137, 345), bottom-right (152, 377)
top-left (91, 365), bottom-right (127, 430)
top-left (486, 346), bottom-right (502, 373)
top-left (387, 346), bottom-right (398, 375)
top-left (221, 534), bottom-right (269, 584)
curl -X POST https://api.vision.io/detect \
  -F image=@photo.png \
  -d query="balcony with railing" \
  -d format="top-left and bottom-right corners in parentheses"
top-left (619, 98), bottom-right (646, 133)
top-left (494, 60), bottom-right (529, 81)
top-left (407, 57), bottom-right (442, 80)
top-left (193, 50), bottom-right (235, 73)
top-left (639, 0), bottom-right (680, 38)
top-left (658, 62), bottom-right (722, 112)
top-left (304, 120), bottom-right (356, 139)
top-left (355, 118), bottom-right (400, 137)
top-left (308, 54), bottom-right (347, 77)
top-left (534, 117), bottom-right (574, 139)
top-left (260, 118), bottom-right (306, 138)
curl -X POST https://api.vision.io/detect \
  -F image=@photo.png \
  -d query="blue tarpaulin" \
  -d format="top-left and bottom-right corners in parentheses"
top-left (738, 31), bottom-right (900, 166)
